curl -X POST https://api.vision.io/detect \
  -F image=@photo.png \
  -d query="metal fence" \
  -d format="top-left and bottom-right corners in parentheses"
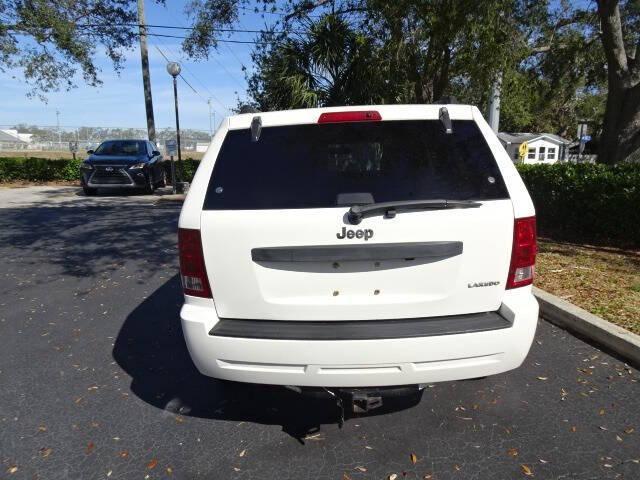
top-left (0, 125), bottom-right (212, 156)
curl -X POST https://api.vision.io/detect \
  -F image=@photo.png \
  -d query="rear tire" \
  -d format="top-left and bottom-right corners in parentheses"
top-left (143, 174), bottom-right (155, 195)
top-left (83, 187), bottom-right (97, 196)
top-left (157, 169), bottom-right (167, 188)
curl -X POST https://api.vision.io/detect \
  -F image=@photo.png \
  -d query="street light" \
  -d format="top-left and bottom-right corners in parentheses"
top-left (166, 61), bottom-right (184, 192)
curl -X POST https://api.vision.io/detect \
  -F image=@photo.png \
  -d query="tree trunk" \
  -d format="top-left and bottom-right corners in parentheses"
top-left (432, 46), bottom-right (451, 102)
top-left (599, 83), bottom-right (640, 164)
top-left (596, 0), bottom-right (640, 164)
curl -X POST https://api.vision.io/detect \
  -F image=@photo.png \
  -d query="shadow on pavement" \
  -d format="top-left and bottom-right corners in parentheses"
top-left (113, 275), bottom-right (423, 443)
top-left (0, 203), bottom-right (179, 278)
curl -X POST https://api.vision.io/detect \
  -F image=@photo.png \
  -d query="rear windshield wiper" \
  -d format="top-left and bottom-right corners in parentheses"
top-left (347, 199), bottom-right (481, 224)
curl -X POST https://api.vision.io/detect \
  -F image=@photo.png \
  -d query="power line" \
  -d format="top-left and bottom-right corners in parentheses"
top-left (223, 42), bottom-right (247, 70)
top-left (127, 22), bottom-right (303, 35)
top-left (238, 6), bottom-right (322, 19)
top-left (153, 43), bottom-right (205, 100)
top-left (153, 41), bottom-right (231, 114)
top-left (7, 26), bottom-right (280, 45)
top-left (146, 32), bottom-right (273, 45)
top-left (210, 53), bottom-right (245, 89)
top-left (4, 22), bottom-right (300, 35)
top-left (149, 11), bottom-right (249, 110)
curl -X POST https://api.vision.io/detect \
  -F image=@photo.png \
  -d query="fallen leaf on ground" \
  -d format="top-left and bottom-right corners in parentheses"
top-left (38, 425), bottom-right (47, 432)
top-left (7, 466), bottom-right (18, 474)
top-left (343, 474), bottom-right (352, 480)
top-left (570, 426), bottom-right (577, 432)
top-left (537, 376), bottom-right (548, 381)
top-left (107, 470), bottom-right (112, 477)
top-left (423, 475), bottom-right (433, 479)
top-left (539, 459), bottom-right (548, 464)
top-left (410, 453), bottom-right (418, 464)
top-left (624, 427), bottom-right (634, 434)
top-left (39, 447), bottom-right (52, 458)
top-left (147, 459), bottom-right (158, 470)
top-left (355, 466), bottom-right (367, 472)
top-left (239, 449), bottom-right (246, 457)
top-left (454, 464), bottom-right (461, 471)
top-left (599, 408), bottom-right (605, 415)
top-left (166, 466), bottom-right (173, 475)
top-left (389, 474), bottom-right (398, 480)
top-left (86, 442), bottom-right (95, 454)
top-left (520, 464), bottom-right (534, 476)
top-left (507, 448), bottom-right (519, 457)
top-left (599, 426), bottom-right (608, 431)
top-left (119, 450), bottom-right (129, 458)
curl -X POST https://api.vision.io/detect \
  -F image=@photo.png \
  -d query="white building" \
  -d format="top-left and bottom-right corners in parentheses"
top-left (497, 132), bottom-right (571, 164)
top-left (0, 130), bottom-right (29, 150)
top-left (195, 142), bottom-right (210, 153)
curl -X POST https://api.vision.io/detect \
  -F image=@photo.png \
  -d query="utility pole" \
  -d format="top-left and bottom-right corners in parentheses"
top-left (487, 72), bottom-right (502, 133)
top-left (56, 109), bottom-right (61, 145)
top-left (137, 0), bottom-right (156, 142)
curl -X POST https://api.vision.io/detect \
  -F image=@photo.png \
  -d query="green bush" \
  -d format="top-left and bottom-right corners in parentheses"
top-left (162, 159), bottom-right (200, 183)
top-left (516, 163), bottom-right (640, 246)
top-left (0, 157), bottom-right (201, 183)
top-left (0, 157), bottom-right (81, 181)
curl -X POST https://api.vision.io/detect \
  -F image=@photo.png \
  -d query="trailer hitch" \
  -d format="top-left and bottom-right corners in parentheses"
top-left (350, 392), bottom-right (383, 413)
top-left (323, 388), bottom-right (384, 427)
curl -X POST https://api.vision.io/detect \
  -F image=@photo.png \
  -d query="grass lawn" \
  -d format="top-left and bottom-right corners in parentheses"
top-left (536, 239), bottom-right (640, 335)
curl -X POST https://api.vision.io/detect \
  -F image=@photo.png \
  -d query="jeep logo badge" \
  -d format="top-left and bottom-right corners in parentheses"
top-left (336, 227), bottom-right (374, 241)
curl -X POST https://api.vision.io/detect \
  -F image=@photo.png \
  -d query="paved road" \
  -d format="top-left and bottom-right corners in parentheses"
top-left (0, 187), bottom-right (638, 480)
top-left (0, 185), bottom-right (182, 208)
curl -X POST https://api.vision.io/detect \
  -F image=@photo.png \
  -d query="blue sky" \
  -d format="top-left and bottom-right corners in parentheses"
top-left (0, 1), bottom-right (282, 132)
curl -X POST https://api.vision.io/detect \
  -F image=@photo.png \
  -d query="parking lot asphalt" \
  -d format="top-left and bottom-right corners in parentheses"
top-left (0, 187), bottom-right (638, 480)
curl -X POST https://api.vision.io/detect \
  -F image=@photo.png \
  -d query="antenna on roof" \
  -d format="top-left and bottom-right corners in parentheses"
top-left (439, 107), bottom-right (453, 135)
top-left (251, 116), bottom-right (262, 142)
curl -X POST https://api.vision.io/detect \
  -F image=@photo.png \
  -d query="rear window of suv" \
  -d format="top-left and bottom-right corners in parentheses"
top-left (204, 120), bottom-right (509, 210)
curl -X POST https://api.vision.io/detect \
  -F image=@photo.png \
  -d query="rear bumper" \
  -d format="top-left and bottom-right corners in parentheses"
top-left (180, 289), bottom-right (539, 387)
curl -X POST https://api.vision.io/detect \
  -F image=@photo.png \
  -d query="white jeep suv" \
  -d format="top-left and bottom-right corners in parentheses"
top-left (178, 104), bottom-right (539, 392)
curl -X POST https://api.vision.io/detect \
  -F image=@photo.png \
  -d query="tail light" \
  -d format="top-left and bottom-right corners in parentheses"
top-left (317, 111), bottom-right (382, 123)
top-left (178, 228), bottom-right (211, 298)
top-left (506, 216), bottom-right (537, 289)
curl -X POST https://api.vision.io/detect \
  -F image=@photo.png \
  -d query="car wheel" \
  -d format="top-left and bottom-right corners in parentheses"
top-left (83, 187), bottom-right (97, 196)
top-left (143, 174), bottom-right (155, 195)
top-left (157, 169), bottom-right (167, 188)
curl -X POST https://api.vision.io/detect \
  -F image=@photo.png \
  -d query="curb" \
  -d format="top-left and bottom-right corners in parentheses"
top-left (155, 194), bottom-right (185, 203)
top-left (533, 286), bottom-right (640, 366)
